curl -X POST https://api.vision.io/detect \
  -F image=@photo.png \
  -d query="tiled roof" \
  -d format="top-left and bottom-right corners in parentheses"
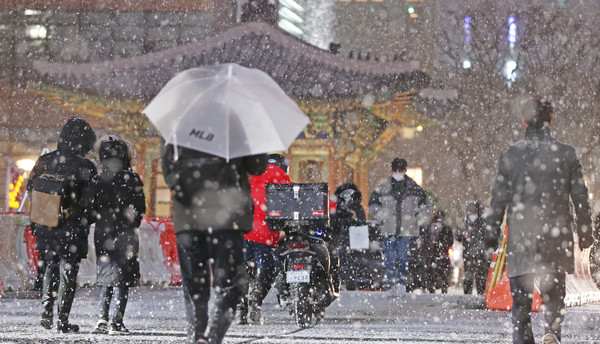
top-left (34, 22), bottom-right (431, 100)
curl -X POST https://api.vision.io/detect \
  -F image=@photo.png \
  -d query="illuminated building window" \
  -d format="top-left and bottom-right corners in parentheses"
top-left (25, 25), bottom-right (47, 39)
top-left (24, 9), bottom-right (42, 16)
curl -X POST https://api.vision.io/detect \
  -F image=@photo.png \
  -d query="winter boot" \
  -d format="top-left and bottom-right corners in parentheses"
top-left (90, 319), bottom-right (108, 334)
top-left (56, 321), bottom-right (79, 333)
top-left (40, 308), bottom-right (53, 330)
top-left (236, 295), bottom-right (249, 325)
top-left (248, 306), bottom-right (263, 325)
top-left (108, 322), bottom-right (130, 335)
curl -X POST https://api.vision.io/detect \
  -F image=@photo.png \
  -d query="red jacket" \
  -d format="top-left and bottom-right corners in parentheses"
top-left (244, 164), bottom-right (291, 246)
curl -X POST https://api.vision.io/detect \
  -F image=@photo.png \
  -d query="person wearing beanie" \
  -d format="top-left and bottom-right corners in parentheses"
top-left (89, 135), bottom-right (146, 335)
top-left (26, 117), bottom-right (97, 333)
top-left (368, 157), bottom-right (431, 297)
top-left (486, 95), bottom-right (596, 344)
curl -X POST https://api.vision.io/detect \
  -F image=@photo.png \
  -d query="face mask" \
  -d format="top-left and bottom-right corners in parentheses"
top-left (392, 172), bottom-right (405, 181)
top-left (468, 214), bottom-right (478, 222)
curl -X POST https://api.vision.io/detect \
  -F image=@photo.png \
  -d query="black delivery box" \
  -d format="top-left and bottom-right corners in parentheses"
top-left (265, 183), bottom-right (329, 226)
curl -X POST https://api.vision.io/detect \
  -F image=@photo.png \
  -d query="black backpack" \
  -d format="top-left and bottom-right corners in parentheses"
top-left (30, 174), bottom-right (71, 228)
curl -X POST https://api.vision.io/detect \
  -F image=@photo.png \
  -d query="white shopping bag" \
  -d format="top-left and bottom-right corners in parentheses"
top-left (348, 225), bottom-right (369, 250)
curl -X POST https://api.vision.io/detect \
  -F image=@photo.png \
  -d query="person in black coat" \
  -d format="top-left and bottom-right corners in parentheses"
top-left (420, 210), bottom-right (454, 293)
top-left (330, 183), bottom-right (366, 291)
top-left (486, 96), bottom-right (595, 344)
top-left (161, 140), bottom-right (267, 344)
top-left (90, 135), bottom-right (146, 335)
top-left (26, 117), bottom-right (97, 333)
top-left (456, 201), bottom-right (487, 295)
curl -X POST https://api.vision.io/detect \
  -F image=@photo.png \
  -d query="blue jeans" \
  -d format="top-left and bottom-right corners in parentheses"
top-left (244, 241), bottom-right (278, 273)
top-left (383, 237), bottom-right (410, 287)
top-left (98, 286), bottom-right (129, 325)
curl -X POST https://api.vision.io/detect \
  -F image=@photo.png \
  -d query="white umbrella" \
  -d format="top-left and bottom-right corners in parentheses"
top-left (143, 63), bottom-right (310, 160)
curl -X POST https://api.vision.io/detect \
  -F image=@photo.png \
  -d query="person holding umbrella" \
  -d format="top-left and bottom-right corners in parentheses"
top-left (146, 64), bottom-right (309, 344)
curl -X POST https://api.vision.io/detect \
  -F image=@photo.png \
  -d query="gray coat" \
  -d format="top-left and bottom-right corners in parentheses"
top-left (368, 176), bottom-right (431, 237)
top-left (486, 127), bottom-right (595, 278)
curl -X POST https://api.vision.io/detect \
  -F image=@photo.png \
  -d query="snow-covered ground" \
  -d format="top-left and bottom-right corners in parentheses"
top-left (1, 286), bottom-right (599, 343)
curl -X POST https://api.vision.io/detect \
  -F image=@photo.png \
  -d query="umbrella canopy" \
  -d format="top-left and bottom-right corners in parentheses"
top-left (143, 63), bottom-right (310, 160)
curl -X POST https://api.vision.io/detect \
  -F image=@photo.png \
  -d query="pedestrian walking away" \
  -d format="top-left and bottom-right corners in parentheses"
top-left (237, 153), bottom-right (292, 325)
top-left (456, 201), bottom-right (488, 295)
top-left (420, 210), bottom-right (453, 294)
top-left (89, 135), bottom-right (146, 335)
top-left (368, 158), bottom-right (431, 297)
top-left (486, 95), bottom-right (597, 344)
top-left (26, 117), bottom-right (97, 333)
top-left (161, 141), bottom-right (267, 344)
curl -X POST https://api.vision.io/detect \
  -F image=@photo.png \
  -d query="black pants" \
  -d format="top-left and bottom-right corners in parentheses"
top-left (239, 241), bottom-right (280, 315)
top-left (40, 250), bottom-right (80, 324)
top-left (509, 273), bottom-right (566, 344)
top-left (463, 255), bottom-right (488, 295)
top-left (177, 230), bottom-right (246, 344)
top-left (98, 286), bottom-right (129, 325)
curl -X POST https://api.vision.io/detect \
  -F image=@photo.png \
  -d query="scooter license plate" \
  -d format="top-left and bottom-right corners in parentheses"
top-left (286, 270), bottom-right (310, 283)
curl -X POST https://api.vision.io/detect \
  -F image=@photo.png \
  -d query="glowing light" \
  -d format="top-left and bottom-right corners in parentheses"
top-left (508, 15), bottom-right (517, 45)
top-left (278, 19), bottom-right (304, 36)
top-left (505, 59), bottom-right (517, 80)
top-left (463, 59), bottom-right (471, 69)
top-left (280, 0), bottom-right (304, 13)
top-left (279, 7), bottom-right (303, 24)
top-left (464, 15), bottom-right (471, 43)
top-left (416, 125), bottom-right (424, 132)
top-left (25, 25), bottom-right (47, 39)
top-left (408, 6), bottom-right (415, 14)
top-left (8, 175), bottom-right (24, 209)
top-left (407, 168), bottom-right (423, 186)
top-left (16, 159), bottom-right (36, 171)
top-left (24, 9), bottom-right (42, 15)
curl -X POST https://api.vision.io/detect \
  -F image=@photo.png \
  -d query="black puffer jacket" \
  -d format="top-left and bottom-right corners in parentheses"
top-left (330, 183), bottom-right (366, 249)
top-left (92, 138), bottom-right (146, 287)
top-left (160, 141), bottom-right (268, 233)
top-left (26, 117), bottom-right (97, 260)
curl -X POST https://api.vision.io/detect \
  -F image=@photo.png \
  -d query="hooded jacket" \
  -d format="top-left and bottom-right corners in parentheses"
top-left (27, 117), bottom-right (97, 259)
top-left (244, 164), bottom-right (291, 246)
top-left (91, 137), bottom-right (146, 287)
top-left (487, 126), bottom-right (595, 278)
